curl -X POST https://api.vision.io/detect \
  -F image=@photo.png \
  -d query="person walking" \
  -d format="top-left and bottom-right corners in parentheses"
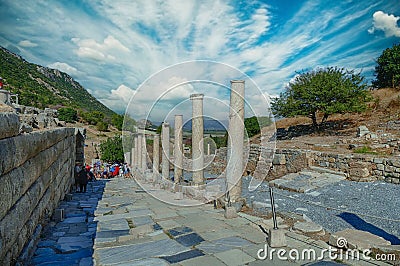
top-left (77, 167), bottom-right (88, 192)
top-left (74, 162), bottom-right (82, 192)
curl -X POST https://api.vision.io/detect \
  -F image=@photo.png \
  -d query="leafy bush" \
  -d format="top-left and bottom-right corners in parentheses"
top-left (81, 111), bottom-right (105, 125)
top-left (96, 121), bottom-right (108, 132)
top-left (58, 107), bottom-right (78, 122)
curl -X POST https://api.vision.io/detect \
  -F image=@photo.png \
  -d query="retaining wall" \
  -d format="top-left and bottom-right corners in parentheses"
top-left (0, 112), bottom-right (77, 265)
top-left (210, 144), bottom-right (400, 184)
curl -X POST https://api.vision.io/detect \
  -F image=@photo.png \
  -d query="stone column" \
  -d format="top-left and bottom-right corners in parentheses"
top-left (190, 94), bottom-right (204, 185)
top-left (141, 133), bottom-right (147, 171)
top-left (134, 135), bottom-right (138, 168)
top-left (137, 134), bottom-right (142, 170)
top-left (153, 134), bottom-right (160, 175)
top-left (134, 147), bottom-right (136, 169)
top-left (207, 143), bottom-right (211, 156)
top-left (226, 80), bottom-right (245, 202)
top-left (125, 152), bottom-right (131, 166)
top-left (174, 115), bottom-right (183, 184)
top-left (161, 122), bottom-right (170, 180)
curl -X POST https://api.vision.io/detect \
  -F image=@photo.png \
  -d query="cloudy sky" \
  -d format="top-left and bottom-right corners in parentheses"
top-left (0, 0), bottom-right (399, 121)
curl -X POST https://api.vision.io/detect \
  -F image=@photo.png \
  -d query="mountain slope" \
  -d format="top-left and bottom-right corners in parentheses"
top-left (0, 46), bottom-right (115, 117)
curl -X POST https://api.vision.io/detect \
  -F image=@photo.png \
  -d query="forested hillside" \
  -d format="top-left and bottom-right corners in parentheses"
top-left (0, 46), bottom-right (115, 117)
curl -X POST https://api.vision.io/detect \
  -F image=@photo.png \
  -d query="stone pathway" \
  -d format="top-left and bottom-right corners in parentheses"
top-left (29, 181), bottom-right (107, 266)
top-left (29, 176), bottom-right (393, 265)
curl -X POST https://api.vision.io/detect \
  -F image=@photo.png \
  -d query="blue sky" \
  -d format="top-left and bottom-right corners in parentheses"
top-left (0, 0), bottom-right (399, 121)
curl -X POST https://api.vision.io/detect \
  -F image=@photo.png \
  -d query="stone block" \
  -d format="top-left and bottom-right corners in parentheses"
top-left (376, 164), bottom-right (385, 171)
top-left (390, 160), bottom-right (400, 168)
top-left (268, 228), bottom-right (287, 247)
top-left (272, 154), bottom-right (286, 165)
top-left (0, 112), bottom-right (20, 140)
top-left (53, 209), bottom-right (64, 222)
top-left (224, 206), bottom-right (238, 219)
top-left (349, 168), bottom-right (369, 178)
top-left (385, 165), bottom-right (395, 173)
top-left (373, 158), bottom-right (386, 164)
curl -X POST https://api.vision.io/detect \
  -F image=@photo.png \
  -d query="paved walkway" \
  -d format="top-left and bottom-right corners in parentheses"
top-left (29, 176), bottom-right (392, 266)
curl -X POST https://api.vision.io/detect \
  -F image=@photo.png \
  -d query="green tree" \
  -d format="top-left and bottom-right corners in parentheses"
top-left (272, 67), bottom-right (371, 129)
top-left (57, 107), bottom-right (78, 123)
top-left (111, 114), bottom-right (124, 131)
top-left (100, 135), bottom-right (124, 163)
top-left (373, 43), bottom-right (400, 89)
top-left (244, 116), bottom-right (272, 138)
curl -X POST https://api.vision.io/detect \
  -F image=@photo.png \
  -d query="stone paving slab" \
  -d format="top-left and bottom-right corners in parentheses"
top-left (160, 249), bottom-right (205, 264)
top-left (94, 238), bottom-right (190, 264)
top-left (214, 248), bottom-right (256, 265)
top-left (179, 254), bottom-right (227, 266)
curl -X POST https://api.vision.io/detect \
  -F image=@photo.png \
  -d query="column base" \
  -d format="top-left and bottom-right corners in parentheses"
top-left (224, 206), bottom-right (238, 219)
top-left (268, 228), bottom-right (287, 247)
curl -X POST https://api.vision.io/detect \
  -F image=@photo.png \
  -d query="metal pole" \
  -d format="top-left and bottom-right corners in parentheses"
top-left (269, 186), bottom-right (278, 229)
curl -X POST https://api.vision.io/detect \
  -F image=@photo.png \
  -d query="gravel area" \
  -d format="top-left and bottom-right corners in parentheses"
top-left (242, 176), bottom-right (400, 244)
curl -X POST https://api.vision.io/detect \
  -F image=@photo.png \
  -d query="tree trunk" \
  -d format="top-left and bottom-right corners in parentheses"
top-left (310, 112), bottom-right (318, 129)
top-left (321, 113), bottom-right (329, 124)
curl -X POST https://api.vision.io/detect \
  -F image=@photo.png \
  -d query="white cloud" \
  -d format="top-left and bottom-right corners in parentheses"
top-left (98, 84), bottom-right (135, 112)
top-left (368, 11), bottom-right (400, 37)
top-left (72, 35), bottom-right (130, 61)
top-left (109, 84), bottom-right (135, 104)
top-left (47, 62), bottom-right (83, 77)
top-left (18, 40), bottom-right (37, 47)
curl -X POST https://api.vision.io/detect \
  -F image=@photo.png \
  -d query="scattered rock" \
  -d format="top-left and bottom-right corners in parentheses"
top-left (357, 125), bottom-right (370, 137)
top-left (19, 122), bottom-right (33, 133)
top-left (293, 221), bottom-right (324, 234)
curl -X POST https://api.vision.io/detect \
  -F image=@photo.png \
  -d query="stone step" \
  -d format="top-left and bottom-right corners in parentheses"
top-left (308, 166), bottom-right (347, 177)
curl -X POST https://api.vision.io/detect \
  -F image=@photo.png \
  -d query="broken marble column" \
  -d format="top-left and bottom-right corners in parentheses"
top-left (137, 134), bottom-right (142, 170)
top-left (226, 80), bottom-right (245, 203)
top-left (153, 134), bottom-right (160, 176)
top-left (190, 94), bottom-right (204, 185)
top-left (141, 133), bottom-right (147, 172)
top-left (162, 122), bottom-right (170, 180)
top-left (174, 115), bottom-right (183, 184)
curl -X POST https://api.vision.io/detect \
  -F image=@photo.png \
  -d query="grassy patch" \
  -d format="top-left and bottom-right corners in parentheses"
top-left (353, 146), bottom-right (378, 155)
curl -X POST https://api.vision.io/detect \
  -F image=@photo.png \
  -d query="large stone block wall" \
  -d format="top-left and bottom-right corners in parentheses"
top-left (0, 112), bottom-right (76, 265)
top-left (210, 144), bottom-right (400, 184)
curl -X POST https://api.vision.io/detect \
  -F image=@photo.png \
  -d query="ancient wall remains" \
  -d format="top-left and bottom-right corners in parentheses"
top-left (0, 112), bottom-right (77, 265)
top-left (210, 144), bottom-right (400, 184)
